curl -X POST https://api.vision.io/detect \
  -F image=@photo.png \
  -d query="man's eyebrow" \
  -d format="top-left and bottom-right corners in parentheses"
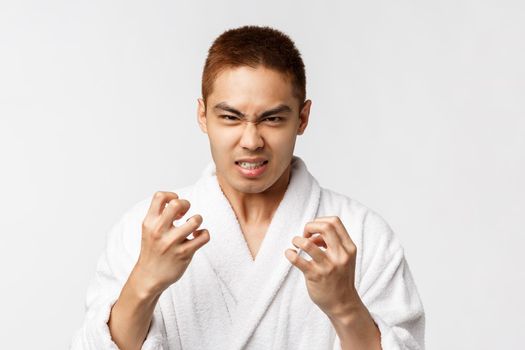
top-left (213, 102), bottom-right (292, 118)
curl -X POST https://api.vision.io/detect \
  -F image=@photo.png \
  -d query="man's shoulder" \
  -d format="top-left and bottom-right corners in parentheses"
top-left (319, 186), bottom-right (371, 218)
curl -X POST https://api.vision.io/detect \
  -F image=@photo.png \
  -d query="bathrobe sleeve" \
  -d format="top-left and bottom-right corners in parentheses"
top-left (334, 209), bottom-right (426, 350)
top-left (70, 208), bottom-right (168, 350)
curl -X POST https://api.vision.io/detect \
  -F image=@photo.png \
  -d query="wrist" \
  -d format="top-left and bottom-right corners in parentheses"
top-left (326, 291), bottom-right (369, 327)
top-left (128, 263), bottom-right (164, 302)
top-left (328, 301), bottom-right (367, 328)
top-left (325, 290), bottom-right (363, 325)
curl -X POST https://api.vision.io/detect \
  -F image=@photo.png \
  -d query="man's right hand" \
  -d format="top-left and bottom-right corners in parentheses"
top-left (108, 191), bottom-right (209, 350)
top-left (133, 191), bottom-right (210, 298)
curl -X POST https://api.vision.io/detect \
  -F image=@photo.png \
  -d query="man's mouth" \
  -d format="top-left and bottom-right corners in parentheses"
top-left (235, 160), bottom-right (268, 170)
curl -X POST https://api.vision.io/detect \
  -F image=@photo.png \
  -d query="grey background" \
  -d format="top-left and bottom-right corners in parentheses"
top-left (0, 1), bottom-right (523, 349)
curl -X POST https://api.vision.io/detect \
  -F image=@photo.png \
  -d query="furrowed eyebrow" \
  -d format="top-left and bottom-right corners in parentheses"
top-left (259, 104), bottom-right (292, 118)
top-left (213, 102), bottom-right (292, 119)
top-left (213, 102), bottom-right (245, 117)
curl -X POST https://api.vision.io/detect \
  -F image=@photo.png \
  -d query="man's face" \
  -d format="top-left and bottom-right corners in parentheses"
top-left (197, 65), bottom-right (311, 195)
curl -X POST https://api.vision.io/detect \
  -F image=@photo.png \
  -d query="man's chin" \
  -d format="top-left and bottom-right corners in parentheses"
top-left (232, 181), bottom-right (271, 194)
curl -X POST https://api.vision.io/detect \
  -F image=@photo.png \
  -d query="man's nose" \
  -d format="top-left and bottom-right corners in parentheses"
top-left (239, 121), bottom-right (264, 151)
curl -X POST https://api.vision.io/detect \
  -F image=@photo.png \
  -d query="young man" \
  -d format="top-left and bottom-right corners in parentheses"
top-left (71, 25), bottom-right (425, 350)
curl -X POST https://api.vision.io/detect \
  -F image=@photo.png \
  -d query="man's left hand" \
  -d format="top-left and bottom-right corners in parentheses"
top-left (285, 216), bottom-right (361, 318)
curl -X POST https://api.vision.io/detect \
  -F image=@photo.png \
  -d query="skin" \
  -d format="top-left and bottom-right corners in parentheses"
top-left (107, 65), bottom-right (381, 350)
top-left (196, 65), bottom-right (311, 259)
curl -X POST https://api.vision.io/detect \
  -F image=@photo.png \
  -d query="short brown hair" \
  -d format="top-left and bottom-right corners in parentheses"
top-left (201, 25), bottom-right (306, 110)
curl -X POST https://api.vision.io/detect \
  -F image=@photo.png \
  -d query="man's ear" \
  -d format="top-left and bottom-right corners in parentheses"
top-left (197, 98), bottom-right (208, 134)
top-left (297, 99), bottom-right (312, 135)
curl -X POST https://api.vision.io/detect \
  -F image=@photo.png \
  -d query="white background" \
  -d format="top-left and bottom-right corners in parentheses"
top-left (1, 1), bottom-right (523, 349)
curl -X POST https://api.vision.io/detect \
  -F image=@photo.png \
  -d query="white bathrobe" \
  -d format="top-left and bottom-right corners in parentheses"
top-left (70, 156), bottom-right (425, 350)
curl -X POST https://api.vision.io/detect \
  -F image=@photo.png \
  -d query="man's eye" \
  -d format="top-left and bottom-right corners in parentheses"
top-left (220, 115), bottom-right (239, 121)
top-left (264, 117), bottom-right (283, 123)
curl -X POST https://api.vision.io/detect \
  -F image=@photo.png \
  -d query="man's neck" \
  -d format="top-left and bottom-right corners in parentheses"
top-left (217, 163), bottom-right (292, 226)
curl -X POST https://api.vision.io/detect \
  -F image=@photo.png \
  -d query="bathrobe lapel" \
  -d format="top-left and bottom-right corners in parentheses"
top-left (194, 156), bottom-right (322, 350)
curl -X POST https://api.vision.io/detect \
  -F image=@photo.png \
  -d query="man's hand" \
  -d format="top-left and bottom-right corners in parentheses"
top-left (135, 191), bottom-right (210, 297)
top-left (285, 216), bottom-right (381, 350)
top-left (108, 191), bottom-right (210, 350)
top-left (284, 216), bottom-right (360, 318)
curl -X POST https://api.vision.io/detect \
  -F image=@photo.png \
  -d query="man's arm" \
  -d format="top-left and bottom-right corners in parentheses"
top-left (70, 209), bottom-right (167, 350)
top-left (71, 192), bottom-right (210, 350)
top-left (106, 192), bottom-right (209, 349)
top-left (286, 215), bottom-right (382, 350)
top-left (327, 297), bottom-right (382, 350)
top-left (108, 265), bottom-right (162, 350)
top-left (286, 212), bottom-right (425, 350)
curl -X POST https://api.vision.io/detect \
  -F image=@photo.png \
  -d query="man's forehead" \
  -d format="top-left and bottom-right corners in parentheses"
top-left (206, 66), bottom-right (301, 112)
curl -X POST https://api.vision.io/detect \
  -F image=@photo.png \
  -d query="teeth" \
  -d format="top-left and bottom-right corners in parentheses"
top-left (238, 161), bottom-right (265, 169)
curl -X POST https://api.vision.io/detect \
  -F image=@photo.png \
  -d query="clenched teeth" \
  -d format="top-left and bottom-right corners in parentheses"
top-left (237, 161), bottom-right (267, 169)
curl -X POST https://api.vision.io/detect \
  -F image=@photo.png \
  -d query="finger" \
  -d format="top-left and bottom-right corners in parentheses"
top-left (314, 216), bottom-right (356, 253)
top-left (159, 199), bottom-right (191, 231)
top-left (284, 248), bottom-right (313, 274)
top-left (179, 229), bottom-right (210, 254)
top-left (183, 230), bottom-right (201, 243)
top-left (192, 229), bottom-right (204, 239)
top-left (310, 234), bottom-right (327, 249)
top-left (147, 191), bottom-right (179, 217)
top-left (291, 236), bottom-right (327, 264)
top-left (303, 221), bottom-right (344, 256)
top-left (168, 214), bottom-right (203, 243)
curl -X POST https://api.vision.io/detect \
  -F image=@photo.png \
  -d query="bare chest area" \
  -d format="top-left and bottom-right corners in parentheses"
top-left (239, 222), bottom-right (270, 261)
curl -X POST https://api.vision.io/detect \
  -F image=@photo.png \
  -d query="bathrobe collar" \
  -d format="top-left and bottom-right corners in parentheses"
top-left (191, 155), bottom-right (321, 349)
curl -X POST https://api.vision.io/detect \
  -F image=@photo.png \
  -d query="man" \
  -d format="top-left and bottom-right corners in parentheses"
top-left (71, 25), bottom-right (425, 350)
